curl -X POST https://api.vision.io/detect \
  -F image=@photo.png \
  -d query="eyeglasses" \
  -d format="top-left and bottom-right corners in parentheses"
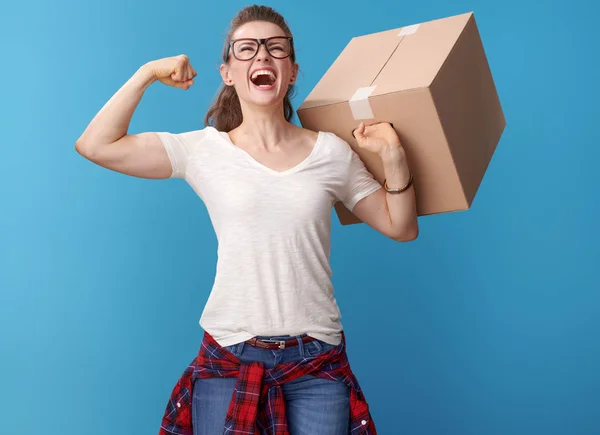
top-left (226, 36), bottom-right (294, 61)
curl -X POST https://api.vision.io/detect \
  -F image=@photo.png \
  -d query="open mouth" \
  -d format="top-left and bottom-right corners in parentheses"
top-left (250, 69), bottom-right (277, 89)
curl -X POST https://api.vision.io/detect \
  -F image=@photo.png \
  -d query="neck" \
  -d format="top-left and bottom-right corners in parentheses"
top-left (235, 101), bottom-right (294, 151)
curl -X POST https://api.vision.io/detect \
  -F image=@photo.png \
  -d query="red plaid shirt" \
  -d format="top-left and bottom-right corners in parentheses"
top-left (159, 332), bottom-right (377, 435)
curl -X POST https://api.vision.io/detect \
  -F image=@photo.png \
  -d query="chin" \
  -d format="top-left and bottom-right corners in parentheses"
top-left (243, 89), bottom-right (286, 107)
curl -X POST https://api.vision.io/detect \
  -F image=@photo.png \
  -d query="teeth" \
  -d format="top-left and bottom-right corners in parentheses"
top-left (251, 70), bottom-right (276, 81)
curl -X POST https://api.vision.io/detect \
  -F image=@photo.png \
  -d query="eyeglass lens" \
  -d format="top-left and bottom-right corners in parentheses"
top-left (232, 37), bottom-right (291, 60)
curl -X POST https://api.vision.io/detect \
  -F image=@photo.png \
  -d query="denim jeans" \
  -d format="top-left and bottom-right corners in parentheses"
top-left (192, 334), bottom-right (351, 435)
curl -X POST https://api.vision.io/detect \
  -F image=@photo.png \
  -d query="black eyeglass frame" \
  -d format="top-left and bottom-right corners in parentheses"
top-left (225, 36), bottom-right (294, 61)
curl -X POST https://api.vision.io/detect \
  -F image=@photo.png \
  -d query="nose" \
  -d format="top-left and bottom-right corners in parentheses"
top-left (255, 42), bottom-right (271, 61)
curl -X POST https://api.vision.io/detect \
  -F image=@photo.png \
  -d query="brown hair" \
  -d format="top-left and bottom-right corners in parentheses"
top-left (203, 5), bottom-right (297, 132)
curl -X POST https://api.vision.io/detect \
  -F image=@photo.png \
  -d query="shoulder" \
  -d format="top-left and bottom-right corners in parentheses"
top-left (176, 125), bottom-right (222, 142)
top-left (296, 126), bottom-right (349, 149)
top-left (157, 125), bottom-right (224, 147)
top-left (292, 125), bottom-right (320, 144)
top-left (313, 129), bottom-right (356, 160)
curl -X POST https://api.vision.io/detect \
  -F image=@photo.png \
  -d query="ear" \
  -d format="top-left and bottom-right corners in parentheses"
top-left (219, 63), bottom-right (233, 86)
top-left (289, 62), bottom-right (299, 85)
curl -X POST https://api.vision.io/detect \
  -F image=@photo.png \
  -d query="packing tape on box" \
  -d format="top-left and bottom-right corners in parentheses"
top-left (348, 24), bottom-right (420, 120)
top-left (398, 23), bottom-right (420, 36)
top-left (349, 86), bottom-right (377, 120)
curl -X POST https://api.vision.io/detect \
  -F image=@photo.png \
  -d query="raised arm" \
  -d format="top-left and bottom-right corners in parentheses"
top-left (75, 55), bottom-right (196, 179)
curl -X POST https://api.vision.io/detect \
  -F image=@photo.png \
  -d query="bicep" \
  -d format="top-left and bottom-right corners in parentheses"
top-left (76, 132), bottom-right (174, 179)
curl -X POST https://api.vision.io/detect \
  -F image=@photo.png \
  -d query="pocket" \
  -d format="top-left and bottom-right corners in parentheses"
top-left (223, 343), bottom-right (239, 355)
top-left (304, 339), bottom-right (336, 357)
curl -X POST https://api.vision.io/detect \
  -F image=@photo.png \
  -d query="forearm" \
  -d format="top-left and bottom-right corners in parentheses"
top-left (380, 146), bottom-right (418, 239)
top-left (76, 63), bottom-right (156, 149)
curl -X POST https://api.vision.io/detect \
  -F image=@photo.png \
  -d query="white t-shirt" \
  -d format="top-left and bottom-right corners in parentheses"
top-left (157, 126), bottom-right (381, 346)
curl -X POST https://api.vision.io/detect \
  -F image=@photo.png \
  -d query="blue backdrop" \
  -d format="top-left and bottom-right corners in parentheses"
top-left (1, 0), bottom-right (598, 434)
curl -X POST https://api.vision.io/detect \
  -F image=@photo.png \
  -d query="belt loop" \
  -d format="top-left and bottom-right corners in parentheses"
top-left (236, 340), bottom-right (245, 356)
top-left (296, 336), bottom-right (305, 357)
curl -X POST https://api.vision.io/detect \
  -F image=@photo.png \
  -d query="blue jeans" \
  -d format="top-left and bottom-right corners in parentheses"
top-left (192, 334), bottom-right (350, 435)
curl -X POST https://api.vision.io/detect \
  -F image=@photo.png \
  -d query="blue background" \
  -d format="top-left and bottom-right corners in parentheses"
top-left (1, 0), bottom-right (599, 434)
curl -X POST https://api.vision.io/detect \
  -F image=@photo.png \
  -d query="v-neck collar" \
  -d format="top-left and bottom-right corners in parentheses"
top-left (216, 128), bottom-right (323, 176)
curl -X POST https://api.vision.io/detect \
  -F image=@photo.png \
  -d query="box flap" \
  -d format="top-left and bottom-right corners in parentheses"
top-left (372, 12), bottom-right (473, 96)
top-left (298, 12), bottom-right (475, 112)
top-left (298, 28), bottom-right (401, 111)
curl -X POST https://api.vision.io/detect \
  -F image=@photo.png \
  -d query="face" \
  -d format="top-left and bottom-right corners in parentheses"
top-left (220, 21), bottom-right (298, 111)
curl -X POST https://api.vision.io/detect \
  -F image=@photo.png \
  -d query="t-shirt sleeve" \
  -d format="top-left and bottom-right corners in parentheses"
top-left (155, 129), bottom-right (205, 179)
top-left (337, 138), bottom-right (382, 211)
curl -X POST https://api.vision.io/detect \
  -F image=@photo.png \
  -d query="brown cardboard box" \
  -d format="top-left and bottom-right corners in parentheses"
top-left (297, 12), bottom-right (505, 224)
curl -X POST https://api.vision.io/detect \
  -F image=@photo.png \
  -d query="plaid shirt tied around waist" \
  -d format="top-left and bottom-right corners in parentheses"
top-left (159, 332), bottom-right (377, 435)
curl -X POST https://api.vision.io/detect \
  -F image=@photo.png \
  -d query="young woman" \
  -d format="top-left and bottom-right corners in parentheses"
top-left (76, 5), bottom-right (417, 435)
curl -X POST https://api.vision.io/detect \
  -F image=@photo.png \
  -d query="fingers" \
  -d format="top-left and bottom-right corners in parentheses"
top-left (184, 65), bottom-right (196, 88)
top-left (171, 63), bottom-right (186, 82)
top-left (170, 55), bottom-right (195, 89)
top-left (173, 79), bottom-right (194, 90)
top-left (353, 121), bottom-right (395, 138)
top-left (188, 64), bottom-right (197, 80)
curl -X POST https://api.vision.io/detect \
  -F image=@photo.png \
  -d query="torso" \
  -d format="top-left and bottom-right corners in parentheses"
top-left (161, 125), bottom-right (380, 347)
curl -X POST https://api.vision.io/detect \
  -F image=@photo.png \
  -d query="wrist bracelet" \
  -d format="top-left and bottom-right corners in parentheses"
top-left (384, 172), bottom-right (413, 194)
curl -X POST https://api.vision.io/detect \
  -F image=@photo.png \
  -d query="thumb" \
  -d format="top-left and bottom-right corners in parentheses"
top-left (353, 122), bottom-right (366, 139)
top-left (173, 79), bottom-right (194, 90)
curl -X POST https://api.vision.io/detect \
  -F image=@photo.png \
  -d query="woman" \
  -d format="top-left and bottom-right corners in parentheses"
top-left (75, 5), bottom-right (417, 435)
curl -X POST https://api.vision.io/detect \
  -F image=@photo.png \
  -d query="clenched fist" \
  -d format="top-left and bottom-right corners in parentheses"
top-left (147, 54), bottom-right (197, 90)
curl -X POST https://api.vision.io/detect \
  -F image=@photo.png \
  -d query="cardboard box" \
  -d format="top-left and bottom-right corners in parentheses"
top-left (297, 12), bottom-right (505, 224)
